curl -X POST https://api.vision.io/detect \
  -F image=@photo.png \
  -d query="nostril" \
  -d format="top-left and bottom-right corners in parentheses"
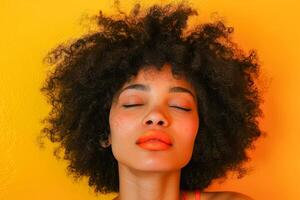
top-left (145, 120), bottom-right (165, 125)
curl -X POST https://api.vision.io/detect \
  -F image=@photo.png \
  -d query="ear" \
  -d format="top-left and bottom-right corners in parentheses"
top-left (99, 132), bottom-right (111, 148)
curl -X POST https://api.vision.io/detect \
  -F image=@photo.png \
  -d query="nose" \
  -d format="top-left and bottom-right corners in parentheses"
top-left (142, 108), bottom-right (170, 127)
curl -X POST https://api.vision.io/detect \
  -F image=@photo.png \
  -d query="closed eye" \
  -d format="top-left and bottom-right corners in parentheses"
top-left (122, 104), bottom-right (143, 108)
top-left (122, 104), bottom-right (191, 112)
top-left (170, 106), bottom-right (191, 112)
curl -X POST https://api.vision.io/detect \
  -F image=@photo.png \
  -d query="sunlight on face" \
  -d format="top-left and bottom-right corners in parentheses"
top-left (109, 63), bottom-right (199, 172)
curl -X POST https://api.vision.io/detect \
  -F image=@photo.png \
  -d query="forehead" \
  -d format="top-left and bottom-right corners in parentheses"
top-left (126, 64), bottom-right (194, 89)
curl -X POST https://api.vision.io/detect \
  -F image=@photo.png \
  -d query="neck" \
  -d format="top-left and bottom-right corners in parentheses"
top-left (116, 163), bottom-right (183, 200)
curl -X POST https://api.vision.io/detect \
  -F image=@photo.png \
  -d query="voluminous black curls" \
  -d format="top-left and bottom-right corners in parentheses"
top-left (39, 2), bottom-right (264, 194)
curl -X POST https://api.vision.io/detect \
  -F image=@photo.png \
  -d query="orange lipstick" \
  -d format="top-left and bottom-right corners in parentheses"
top-left (136, 130), bottom-right (172, 151)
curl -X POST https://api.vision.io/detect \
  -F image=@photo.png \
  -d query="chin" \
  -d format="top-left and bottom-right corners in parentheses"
top-left (131, 165), bottom-right (182, 173)
top-left (132, 158), bottom-right (186, 172)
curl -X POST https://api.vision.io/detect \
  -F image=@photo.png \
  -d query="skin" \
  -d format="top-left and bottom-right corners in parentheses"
top-left (108, 63), bottom-right (253, 200)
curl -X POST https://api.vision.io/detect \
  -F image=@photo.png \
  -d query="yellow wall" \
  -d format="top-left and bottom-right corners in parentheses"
top-left (1, 0), bottom-right (299, 199)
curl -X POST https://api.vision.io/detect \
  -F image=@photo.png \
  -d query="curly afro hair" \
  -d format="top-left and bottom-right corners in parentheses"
top-left (38, 2), bottom-right (264, 194)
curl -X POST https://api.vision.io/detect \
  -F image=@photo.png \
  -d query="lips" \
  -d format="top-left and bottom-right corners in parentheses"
top-left (136, 130), bottom-right (173, 146)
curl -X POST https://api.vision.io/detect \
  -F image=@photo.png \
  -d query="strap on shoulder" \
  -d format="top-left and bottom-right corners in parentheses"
top-left (181, 191), bottom-right (187, 200)
top-left (195, 189), bottom-right (201, 200)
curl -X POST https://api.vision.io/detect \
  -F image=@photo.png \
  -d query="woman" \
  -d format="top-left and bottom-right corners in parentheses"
top-left (39, 2), bottom-right (263, 200)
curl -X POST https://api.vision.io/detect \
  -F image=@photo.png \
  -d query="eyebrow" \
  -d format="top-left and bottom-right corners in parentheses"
top-left (118, 83), bottom-right (196, 100)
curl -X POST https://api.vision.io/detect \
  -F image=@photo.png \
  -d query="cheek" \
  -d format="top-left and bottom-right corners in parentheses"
top-left (109, 111), bottom-right (135, 133)
top-left (171, 114), bottom-right (199, 166)
top-left (109, 108), bottom-right (140, 145)
top-left (109, 109), bottom-right (143, 162)
top-left (176, 114), bottom-right (199, 143)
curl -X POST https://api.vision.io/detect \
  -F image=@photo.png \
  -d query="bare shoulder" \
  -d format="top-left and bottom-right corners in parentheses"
top-left (202, 191), bottom-right (254, 200)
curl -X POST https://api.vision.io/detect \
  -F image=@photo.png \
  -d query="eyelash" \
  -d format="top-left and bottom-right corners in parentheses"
top-left (122, 104), bottom-right (191, 112)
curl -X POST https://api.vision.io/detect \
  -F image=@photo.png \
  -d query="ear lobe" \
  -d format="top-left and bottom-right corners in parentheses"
top-left (99, 132), bottom-right (111, 148)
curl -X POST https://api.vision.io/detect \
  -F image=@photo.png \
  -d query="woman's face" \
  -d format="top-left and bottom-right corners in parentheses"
top-left (109, 64), bottom-right (199, 172)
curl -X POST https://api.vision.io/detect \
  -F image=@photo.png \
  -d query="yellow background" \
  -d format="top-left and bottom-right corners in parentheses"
top-left (1, 0), bottom-right (299, 199)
